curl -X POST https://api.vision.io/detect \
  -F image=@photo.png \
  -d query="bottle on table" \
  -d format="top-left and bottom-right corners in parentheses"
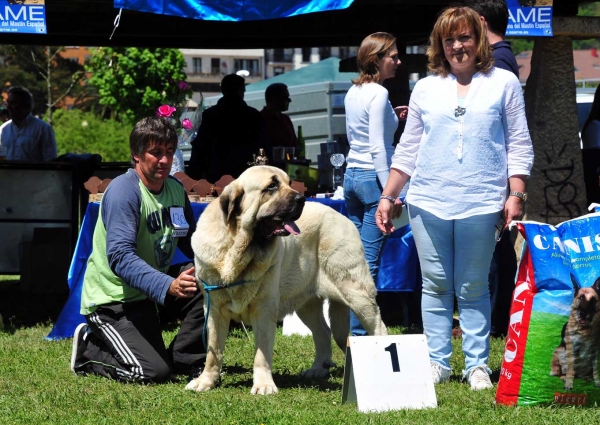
top-left (297, 125), bottom-right (306, 160)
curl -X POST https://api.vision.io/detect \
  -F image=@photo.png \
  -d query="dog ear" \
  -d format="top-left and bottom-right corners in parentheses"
top-left (592, 276), bottom-right (600, 296)
top-left (570, 273), bottom-right (581, 297)
top-left (219, 182), bottom-right (244, 224)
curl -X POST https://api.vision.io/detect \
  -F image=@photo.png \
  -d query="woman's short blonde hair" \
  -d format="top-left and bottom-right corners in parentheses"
top-left (353, 32), bottom-right (397, 86)
top-left (426, 7), bottom-right (493, 77)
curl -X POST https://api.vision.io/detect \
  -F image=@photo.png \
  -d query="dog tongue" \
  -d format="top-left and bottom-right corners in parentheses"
top-left (283, 221), bottom-right (300, 235)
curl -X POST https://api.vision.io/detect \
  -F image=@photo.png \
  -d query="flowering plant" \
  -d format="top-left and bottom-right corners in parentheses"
top-left (156, 78), bottom-right (203, 174)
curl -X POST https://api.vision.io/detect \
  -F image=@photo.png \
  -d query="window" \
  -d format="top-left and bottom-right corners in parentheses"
top-left (194, 82), bottom-right (222, 93)
top-left (193, 58), bottom-right (202, 74)
top-left (302, 47), bottom-right (311, 62)
top-left (234, 59), bottom-right (260, 76)
top-left (319, 47), bottom-right (331, 60)
top-left (270, 48), bottom-right (293, 62)
top-left (339, 47), bottom-right (350, 60)
top-left (211, 58), bottom-right (220, 74)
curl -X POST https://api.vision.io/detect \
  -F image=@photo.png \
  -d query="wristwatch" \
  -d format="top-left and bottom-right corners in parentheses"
top-left (509, 191), bottom-right (528, 202)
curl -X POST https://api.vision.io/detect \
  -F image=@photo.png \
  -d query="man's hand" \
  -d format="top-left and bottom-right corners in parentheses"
top-left (168, 266), bottom-right (197, 298)
top-left (394, 106), bottom-right (409, 121)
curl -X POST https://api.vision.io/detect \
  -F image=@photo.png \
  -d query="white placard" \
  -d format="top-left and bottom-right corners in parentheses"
top-left (282, 300), bottom-right (330, 336)
top-left (169, 206), bottom-right (189, 238)
top-left (342, 335), bottom-right (437, 412)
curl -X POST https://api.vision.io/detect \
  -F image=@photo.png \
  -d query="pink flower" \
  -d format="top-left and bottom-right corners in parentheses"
top-left (177, 80), bottom-right (190, 91)
top-left (181, 118), bottom-right (193, 130)
top-left (156, 104), bottom-right (176, 118)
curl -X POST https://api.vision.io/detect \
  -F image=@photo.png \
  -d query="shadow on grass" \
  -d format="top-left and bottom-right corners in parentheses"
top-left (222, 369), bottom-right (344, 392)
top-left (0, 279), bottom-right (68, 331)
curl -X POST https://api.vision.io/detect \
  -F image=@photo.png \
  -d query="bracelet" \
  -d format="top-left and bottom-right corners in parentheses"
top-left (380, 195), bottom-right (396, 204)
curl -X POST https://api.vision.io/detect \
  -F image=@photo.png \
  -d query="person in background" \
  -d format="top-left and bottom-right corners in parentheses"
top-left (383, 65), bottom-right (412, 146)
top-left (261, 83), bottom-right (297, 152)
top-left (187, 74), bottom-right (264, 182)
top-left (376, 7), bottom-right (533, 390)
top-left (465, 0), bottom-right (518, 77)
top-left (343, 32), bottom-right (404, 336)
top-left (581, 86), bottom-right (600, 205)
top-left (0, 104), bottom-right (9, 123)
top-left (465, 0), bottom-right (519, 339)
top-left (0, 86), bottom-right (57, 162)
top-left (71, 117), bottom-right (206, 383)
top-left (581, 85), bottom-right (600, 150)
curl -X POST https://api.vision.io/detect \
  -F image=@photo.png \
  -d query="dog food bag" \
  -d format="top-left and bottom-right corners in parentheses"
top-left (496, 213), bottom-right (600, 407)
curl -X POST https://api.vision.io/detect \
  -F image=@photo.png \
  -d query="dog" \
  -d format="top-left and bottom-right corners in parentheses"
top-left (550, 275), bottom-right (600, 390)
top-left (185, 165), bottom-right (387, 394)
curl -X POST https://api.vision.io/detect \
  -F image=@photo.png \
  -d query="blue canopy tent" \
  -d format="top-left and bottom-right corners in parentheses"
top-left (113, 0), bottom-right (354, 21)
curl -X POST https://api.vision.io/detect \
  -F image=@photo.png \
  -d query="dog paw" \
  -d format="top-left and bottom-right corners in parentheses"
top-left (185, 377), bottom-right (216, 392)
top-left (594, 380), bottom-right (600, 387)
top-left (250, 383), bottom-right (279, 395)
top-left (323, 359), bottom-right (337, 369)
top-left (564, 380), bottom-right (573, 391)
top-left (301, 367), bottom-right (330, 379)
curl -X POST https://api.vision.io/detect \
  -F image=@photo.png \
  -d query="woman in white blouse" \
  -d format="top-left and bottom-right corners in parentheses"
top-left (376, 7), bottom-right (533, 390)
top-left (343, 32), bottom-right (405, 336)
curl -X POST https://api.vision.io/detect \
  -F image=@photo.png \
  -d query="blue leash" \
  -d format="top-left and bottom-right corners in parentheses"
top-left (200, 279), bottom-right (249, 351)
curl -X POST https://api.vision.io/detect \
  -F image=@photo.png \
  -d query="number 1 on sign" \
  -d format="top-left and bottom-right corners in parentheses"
top-left (384, 343), bottom-right (400, 372)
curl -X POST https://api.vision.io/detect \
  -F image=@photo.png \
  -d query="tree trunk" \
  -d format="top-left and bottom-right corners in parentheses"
top-left (46, 46), bottom-right (53, 126)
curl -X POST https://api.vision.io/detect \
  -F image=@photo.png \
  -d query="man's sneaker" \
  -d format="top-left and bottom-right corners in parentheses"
top-left (465, 365), bottom-right (493, 390)
top-left (70, 323), bottom-right (89, 373)
top-left (430, 362), bottom-right (451, 384)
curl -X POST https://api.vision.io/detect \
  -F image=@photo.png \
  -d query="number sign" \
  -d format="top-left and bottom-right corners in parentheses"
top-left (342, 335), bottom-right (437, 412)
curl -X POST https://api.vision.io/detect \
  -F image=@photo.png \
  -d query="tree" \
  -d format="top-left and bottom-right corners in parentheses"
top-left (0, 45), bottom-right (85, 125)
top-left (510, 39), bottom-right (534, 56)
top-left (85, 47), bottom-right (188, 123)
top-left (52, 109), bottom-right (131, 162)
top-left (573, 3), bottom-right (600, 50)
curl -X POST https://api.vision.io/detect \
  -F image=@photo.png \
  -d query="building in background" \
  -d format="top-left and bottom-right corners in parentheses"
top-left (180, 47), bottom-right (359, 104)
top-left (180, 49), bottom-right (265, 101)
top-left (517, 49), bottom-right (600, 86)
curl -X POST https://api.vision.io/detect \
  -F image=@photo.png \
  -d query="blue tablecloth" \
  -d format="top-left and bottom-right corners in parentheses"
top-left (46, 198), bottom-right (419, 340)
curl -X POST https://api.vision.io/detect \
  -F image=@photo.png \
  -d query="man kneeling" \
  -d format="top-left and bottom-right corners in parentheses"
top-left (71, 117), bottom-right (205, 383)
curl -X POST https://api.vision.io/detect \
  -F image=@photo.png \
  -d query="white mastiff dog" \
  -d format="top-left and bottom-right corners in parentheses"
top-left (186, 166), bottom-right (387, 394)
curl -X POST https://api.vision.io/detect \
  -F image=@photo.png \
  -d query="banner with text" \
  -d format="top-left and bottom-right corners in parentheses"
top-left (506, 0), bottom-right (553, 37)
top-left (0, 0), bottom-right (46, 34)
top-left (113, 0), bottom-right (354, 21)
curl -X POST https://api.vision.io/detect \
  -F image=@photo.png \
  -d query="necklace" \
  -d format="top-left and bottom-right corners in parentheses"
top-left (454, 106), bottom-right (466, 117)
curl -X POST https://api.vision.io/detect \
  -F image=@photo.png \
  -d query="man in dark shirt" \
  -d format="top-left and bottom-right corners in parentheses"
top-left (260, 83), bottom-right (297, 150)
top-left (188, 74), bottom-right (264, 183)
top-left (466, 0), bottom-right (519, 77)
top-left (465, 0), bottom-right (519, 338)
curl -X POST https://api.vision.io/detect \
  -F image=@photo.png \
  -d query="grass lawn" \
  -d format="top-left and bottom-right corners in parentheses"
top-left (1, 275), bottom-right (598, 424)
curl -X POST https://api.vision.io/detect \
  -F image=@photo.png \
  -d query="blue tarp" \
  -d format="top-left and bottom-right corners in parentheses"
top-left (114, 0), bottom-right (354, 21)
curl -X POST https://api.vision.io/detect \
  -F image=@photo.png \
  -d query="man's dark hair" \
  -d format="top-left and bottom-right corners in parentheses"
top-left (7, 86), bottom-right (34, 110)
top-left (129, 116), bottom-right (178, 166)
top-left (220, 74), bottom-right (246, 97)
top-left (264, 83), bottom-right (289, 104)
top-left (464, 0), bottom-right (509, 37)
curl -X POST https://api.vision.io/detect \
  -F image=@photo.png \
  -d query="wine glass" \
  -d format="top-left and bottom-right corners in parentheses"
top-left (330, 153), bottom-right (345, 189)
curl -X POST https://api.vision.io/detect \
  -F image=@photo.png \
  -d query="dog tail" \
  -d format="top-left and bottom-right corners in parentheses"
top-left (328, 301), bottom-right (350, 352)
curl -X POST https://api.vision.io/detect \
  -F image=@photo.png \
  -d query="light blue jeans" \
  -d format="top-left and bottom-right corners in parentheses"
top-left (343, 168), bottom-right (387, 336)
top-left (408, 204), bottom-right (499, 374)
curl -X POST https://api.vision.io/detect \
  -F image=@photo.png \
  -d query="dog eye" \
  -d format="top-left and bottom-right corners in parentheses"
top-left (266, 182), bottom-right (278, 191)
